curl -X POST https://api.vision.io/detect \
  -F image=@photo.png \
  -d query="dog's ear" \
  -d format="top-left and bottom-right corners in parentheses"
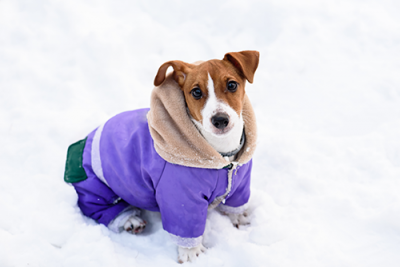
top-left (223, 51), bottom-right (260, 83)
top-left (154, 60), bottom-right (192, 87)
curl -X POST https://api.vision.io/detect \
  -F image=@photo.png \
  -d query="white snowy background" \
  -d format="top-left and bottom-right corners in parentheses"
top-left (1, 0), bottom-right (400, 266)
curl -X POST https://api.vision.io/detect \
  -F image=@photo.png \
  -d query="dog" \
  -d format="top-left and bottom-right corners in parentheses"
top-left (64, 50), bottom-right (259, 263)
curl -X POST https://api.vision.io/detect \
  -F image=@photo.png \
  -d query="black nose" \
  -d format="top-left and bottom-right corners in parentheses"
top-left (211, 113), bottom-right (229, 129)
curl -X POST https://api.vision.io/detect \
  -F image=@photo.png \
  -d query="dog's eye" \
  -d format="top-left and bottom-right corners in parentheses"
top-left (227, 81), bottom-right (238, 92)
top-left (191, 88), bottom-right (203, 100)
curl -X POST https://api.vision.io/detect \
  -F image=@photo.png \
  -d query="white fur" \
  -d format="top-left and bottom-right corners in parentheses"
top-left (123, 215), bottom-right (146, 234)
top-left (178, 243), bottom-right (207, 263)
top-left (108, 206), bottom-right (141, 233)
top-left (218, 203), bottom-right (248, 214)
top-left (192, 73), bottom-right (244, 155)
top-left (226, 212), bottom-right (250, 228)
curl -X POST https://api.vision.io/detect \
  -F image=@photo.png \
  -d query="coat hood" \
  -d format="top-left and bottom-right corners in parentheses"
top-left (147, 74), bottom-right (257, 169)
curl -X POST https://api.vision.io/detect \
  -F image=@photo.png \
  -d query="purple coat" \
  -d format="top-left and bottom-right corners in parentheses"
top-left (71, 108), bottom-right (252, 239)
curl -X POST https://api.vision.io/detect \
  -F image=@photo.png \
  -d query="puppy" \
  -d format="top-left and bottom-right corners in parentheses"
top-left (64, 51), bottom-right (259, 263)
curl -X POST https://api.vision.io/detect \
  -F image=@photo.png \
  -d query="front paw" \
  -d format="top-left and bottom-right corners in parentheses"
top-left (123, 215), bottom-right (146, 234)
top-left (227, 211), bottom-right (250, 228)
top-left (178, 244), bottom-right (207, 263)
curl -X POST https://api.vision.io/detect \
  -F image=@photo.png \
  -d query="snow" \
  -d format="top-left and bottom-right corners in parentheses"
top-left (1, 0), bottom-right (400, 266)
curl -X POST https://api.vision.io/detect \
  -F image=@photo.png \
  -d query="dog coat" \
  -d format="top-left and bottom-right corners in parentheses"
top-left (64, 74), bottom-right (257, 247)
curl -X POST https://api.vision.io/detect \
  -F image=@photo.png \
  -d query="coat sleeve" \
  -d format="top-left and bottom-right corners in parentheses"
top-left (219, 160), bottom-right (252, 213)
top-left (155, 162), bottom-right (215, 241)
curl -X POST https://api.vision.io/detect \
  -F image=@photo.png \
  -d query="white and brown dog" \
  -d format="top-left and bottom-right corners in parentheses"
top-left (65, 50), bottom-right (259, 263)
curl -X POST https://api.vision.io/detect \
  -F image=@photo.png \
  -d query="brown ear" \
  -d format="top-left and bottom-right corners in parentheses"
top-left (154, 60), bottom-right (192, 87)
top-left (223, 50), bottom-right (260, 83)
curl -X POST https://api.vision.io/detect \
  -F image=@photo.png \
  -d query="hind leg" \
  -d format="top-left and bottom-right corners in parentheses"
top-left (108, 206), bottom-right (146, 234)
top-left (70, 155), bottom-right (147, 234)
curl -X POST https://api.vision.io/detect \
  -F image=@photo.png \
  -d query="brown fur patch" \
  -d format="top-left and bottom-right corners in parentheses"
top-left (181, 60), bottom-right (246, 123)
top-left (154, 51), bottom-right (259, 124)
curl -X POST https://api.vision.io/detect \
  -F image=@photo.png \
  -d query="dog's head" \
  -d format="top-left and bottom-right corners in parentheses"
top-left (154, 51), bottom-right (259, 137)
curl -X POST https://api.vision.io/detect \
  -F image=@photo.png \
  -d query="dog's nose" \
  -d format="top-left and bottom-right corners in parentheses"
top-left (211, 113), bottom-right (229, 129)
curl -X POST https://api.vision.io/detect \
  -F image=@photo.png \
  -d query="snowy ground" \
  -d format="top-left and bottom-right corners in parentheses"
top-left (1, 0), bottom-right (400, 266)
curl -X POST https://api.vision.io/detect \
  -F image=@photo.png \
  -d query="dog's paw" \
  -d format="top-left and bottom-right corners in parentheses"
top-left (123, 215), bottom-right (146, 234)
top-left (227, 211), bottom-right (250, 228)
top-left (178, 244), bottom-right (207, 263)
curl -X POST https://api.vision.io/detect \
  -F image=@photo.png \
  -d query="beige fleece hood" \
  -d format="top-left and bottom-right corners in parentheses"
top-left (147, 74), bottom-right (257, 169)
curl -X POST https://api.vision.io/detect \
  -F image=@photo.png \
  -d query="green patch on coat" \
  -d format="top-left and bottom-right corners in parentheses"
top-left (223, 163), bottom-right (233, 169)
top-left (64, 137), bottom-right (88, 183)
